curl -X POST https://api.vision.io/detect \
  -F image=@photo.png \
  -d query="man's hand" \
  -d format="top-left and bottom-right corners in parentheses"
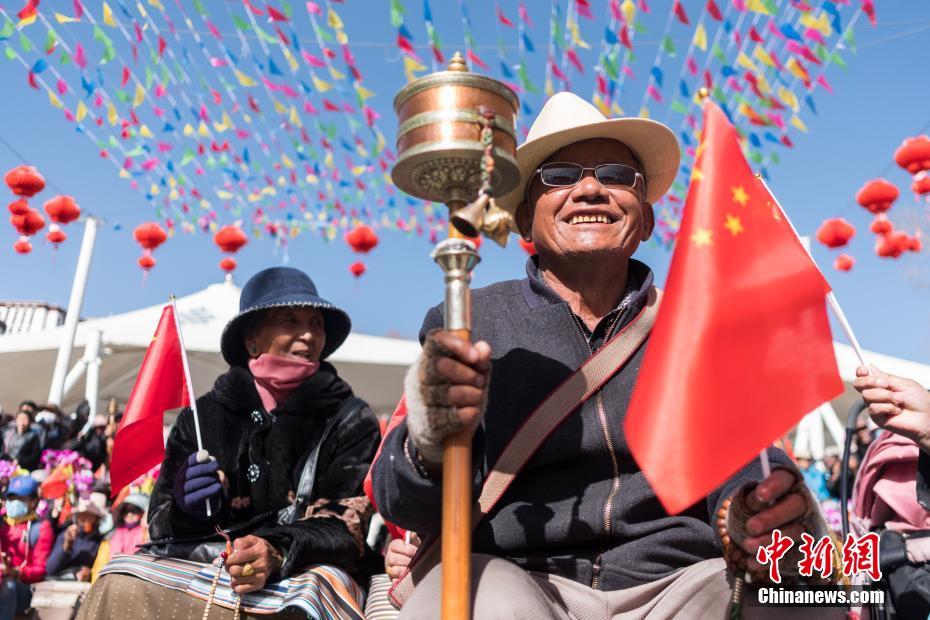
top-left (406, 330), bottom-right (492, 466)
top-left (75, 566), bottom-right (92, 582)
top-left (854, 364), bottom-right (930, 451)
top-left (384, 533), bottom-right (421, 582)
top-left (225, 535), bottom-right (284, 594)
top-left (729, 469), bottom-right (811, 576)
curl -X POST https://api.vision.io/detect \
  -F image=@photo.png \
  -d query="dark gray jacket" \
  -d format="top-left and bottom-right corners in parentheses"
top-left (372, 257), bottom-right (792, 591)
top-left (1, 425), bottom-right (41, 470)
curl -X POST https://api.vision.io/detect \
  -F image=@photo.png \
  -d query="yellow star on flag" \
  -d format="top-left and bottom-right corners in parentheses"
top-left (691, 167), bottom-right (704, 182)
top-left (732, 185), bottom-right (749, 206)
top-left (724, 214), bottom-right (743, 236)
top-left (691, 228), bottom-right (713, 247)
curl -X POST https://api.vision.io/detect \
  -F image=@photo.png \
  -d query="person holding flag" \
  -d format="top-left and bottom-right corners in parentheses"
top-left (371, 93), bottom-right (844, 618)
top-left (81, 267), bottom-right (381, 619)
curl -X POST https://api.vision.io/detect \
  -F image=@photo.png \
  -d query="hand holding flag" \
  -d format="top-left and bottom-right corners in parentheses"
top-left (110, 302), bottom-right (201, 500)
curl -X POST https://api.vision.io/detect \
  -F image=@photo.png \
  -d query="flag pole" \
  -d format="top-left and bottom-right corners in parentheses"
top-left (753, 175), bottom-right (869, 369)
top-left (169, 295), bottom-right (211, 518)
top-left (753, 175), bottom-right (869, 480)
top-left (759, 449), bottom-right (771, 479)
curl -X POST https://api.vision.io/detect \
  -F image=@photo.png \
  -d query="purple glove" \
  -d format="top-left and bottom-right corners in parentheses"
top-left (173, 450), bottom-right (223, 518)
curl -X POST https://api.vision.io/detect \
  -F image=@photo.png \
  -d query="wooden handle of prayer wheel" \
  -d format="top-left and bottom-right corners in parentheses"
top-left (442, 327), bottom-right (472, 620)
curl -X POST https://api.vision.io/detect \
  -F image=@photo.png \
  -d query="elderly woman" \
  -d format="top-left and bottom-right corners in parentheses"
top-left (80, 267), bottom-right (381, 619)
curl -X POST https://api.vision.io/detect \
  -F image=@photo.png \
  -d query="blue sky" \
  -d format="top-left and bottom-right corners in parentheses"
top-left (1, 1), bottom-right (929, 363)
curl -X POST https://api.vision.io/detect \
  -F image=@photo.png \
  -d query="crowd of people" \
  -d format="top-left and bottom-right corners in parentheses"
top-left (796, 412), bottom-right (876, 496)
top-left (2, 93), bottom-right (930, 620)
top-left (1, 401), bottom-right (110, 473)
top-left (0, 398), bottom-right (152, 619)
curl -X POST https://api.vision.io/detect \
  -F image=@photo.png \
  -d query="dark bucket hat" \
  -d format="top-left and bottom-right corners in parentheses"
top-left (220, 267), bottom-right (351, 366)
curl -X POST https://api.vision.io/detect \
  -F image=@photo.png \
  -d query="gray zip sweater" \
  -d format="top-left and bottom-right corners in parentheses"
top-left (372, 257), bottom-right (792, 591)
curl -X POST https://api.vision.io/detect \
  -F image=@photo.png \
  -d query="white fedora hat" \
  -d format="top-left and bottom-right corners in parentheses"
top-left (497, 92), bottom-right (681, 213)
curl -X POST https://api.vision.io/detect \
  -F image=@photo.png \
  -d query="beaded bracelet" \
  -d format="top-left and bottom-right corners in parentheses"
top-left (404, 434), bottom-right (440, 480)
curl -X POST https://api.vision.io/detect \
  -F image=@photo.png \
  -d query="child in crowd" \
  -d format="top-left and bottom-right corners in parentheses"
top-left (91, 493), bottom-right (149, 582)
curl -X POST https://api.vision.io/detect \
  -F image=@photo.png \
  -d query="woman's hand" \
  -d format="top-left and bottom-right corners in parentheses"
top-left (854, 365), bottom-right (930, 452)
top-left (173, 450), bottom-right (224, 518)
top-left (225, 535), bottom-right (285, 594)
top-left (384, 533), bottom-right (421, 582)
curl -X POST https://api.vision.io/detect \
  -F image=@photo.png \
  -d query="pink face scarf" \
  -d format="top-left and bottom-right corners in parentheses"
top-left (248, 354), bottom-right (319, 412)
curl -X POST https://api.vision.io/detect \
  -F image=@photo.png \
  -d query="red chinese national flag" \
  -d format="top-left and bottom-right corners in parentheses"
top-left (625, 102), bottom-right (843, 514)
top-left (110, 305), bottom-right (190, 497)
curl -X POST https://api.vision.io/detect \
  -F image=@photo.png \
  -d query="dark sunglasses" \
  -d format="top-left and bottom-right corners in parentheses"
top-left (533, 162), bottom-right (645, 193)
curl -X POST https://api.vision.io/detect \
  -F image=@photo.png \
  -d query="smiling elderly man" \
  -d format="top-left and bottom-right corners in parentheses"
top-left (372, 93), bottom-right (834, 619)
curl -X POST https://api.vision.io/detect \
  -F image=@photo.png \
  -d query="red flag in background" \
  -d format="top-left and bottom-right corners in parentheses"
top-left (625, 102), bottom-right (843, 515)
top-left (110, 305), bottom-right (189, 497)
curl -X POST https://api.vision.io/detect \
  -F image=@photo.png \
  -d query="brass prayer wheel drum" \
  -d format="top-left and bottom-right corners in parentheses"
top-left (392, 53), bottom-right (521, 207)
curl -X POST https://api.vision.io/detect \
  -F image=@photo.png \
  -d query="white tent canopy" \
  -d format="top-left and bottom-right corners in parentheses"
top-left (0, 279), bottom-right (420, 416)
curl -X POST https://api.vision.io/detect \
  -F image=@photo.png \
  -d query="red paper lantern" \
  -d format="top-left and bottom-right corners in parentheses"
top-left (219, 257), bottom-right (237, 273)
top-left (8, 198), bottom-right (28, 215)
top-left (138, 253), bottom-right (156, 271)
top-left (4, 165), bottom-right (46, 197)
top-left (912, 173), bottom-right (930, 197)
top-left (133, 222), bottom-right (168, 250)
top-left (344, 225), bottom-right (379, 253)
top-left (43, 195), bottom-right (81, 224)
top-left (909, 235), bottom-right (923, 253)
top-left (518, 238), bottom-right (537, 255)
top-left (869, 215), bottom-right (893, 235)
top-left (893, 231), bottom-right (912, 253)
top-left (349, 261), bottom-right (366, 278)
top-left (46, 225), bottom-right (66, 247)
top-left (856, 179), bottom-right (899, 214)
top-left (875, 236), bottom-right (898, 258)
top-left (214, 225), bottom-right (248, 253)
top-left (876, 232), bottom-right (909, 259)
top-left (894, 135), bottom-right (930, 174)
top-left (13, 236), bottom-right (31, 254)
top-left (815, 218), bottom-right (855, 249)
top-left (10, 208), bottom-right (45, 236)
top-left (833, 254), bottom-right (854, 272)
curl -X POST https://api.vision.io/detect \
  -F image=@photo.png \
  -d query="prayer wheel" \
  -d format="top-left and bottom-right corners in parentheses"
top-left (390, 54), bottom-right (522, 619)
top-left (392, 52), bottom-right (521, 215)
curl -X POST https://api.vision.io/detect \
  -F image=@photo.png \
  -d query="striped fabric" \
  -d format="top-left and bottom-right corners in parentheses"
top-left (99, 554), bottom-right (364, 619)
top-left (363, 574), bottom-right (400, 620)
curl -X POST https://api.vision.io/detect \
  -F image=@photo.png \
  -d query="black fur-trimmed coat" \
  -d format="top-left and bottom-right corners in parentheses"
top-left (147, 363), bottom-right (381, 578)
